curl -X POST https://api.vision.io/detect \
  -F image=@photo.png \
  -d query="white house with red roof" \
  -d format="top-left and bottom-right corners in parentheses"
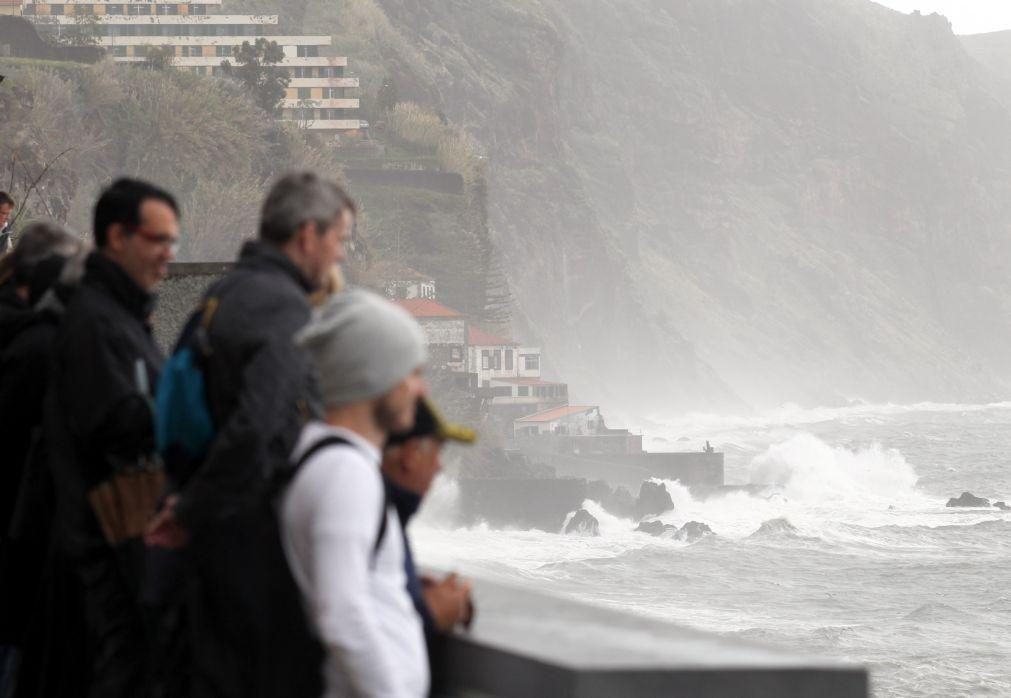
top-left (514, 405), bottom-right (603, 437)
top-left (371, 260), bottom-right (436, 300)
top-left (394, 299), bottom-right (467, 374)
top-left (466, 326), bottom-right (542, 387)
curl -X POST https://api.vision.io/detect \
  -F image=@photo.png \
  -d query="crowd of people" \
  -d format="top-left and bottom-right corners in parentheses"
top-left (0, 173), bottom-right (475, 698)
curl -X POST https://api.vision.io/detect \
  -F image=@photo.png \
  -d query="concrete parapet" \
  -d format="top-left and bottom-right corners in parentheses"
top-left (432, 577), bottom-right (868, 697)
top-left (154, 262), bottom-right (233, 352)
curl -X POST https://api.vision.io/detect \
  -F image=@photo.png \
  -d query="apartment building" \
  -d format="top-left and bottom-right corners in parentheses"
top-left (21, 0), bottom-right (363, 133)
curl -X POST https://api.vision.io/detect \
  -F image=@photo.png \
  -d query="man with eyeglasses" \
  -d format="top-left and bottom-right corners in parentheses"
top-left (44, 178), bottom-right (178, 697)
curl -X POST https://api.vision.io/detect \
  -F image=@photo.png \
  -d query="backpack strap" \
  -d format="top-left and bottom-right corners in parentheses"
top-left (291, 435), bottom-right (389, 564)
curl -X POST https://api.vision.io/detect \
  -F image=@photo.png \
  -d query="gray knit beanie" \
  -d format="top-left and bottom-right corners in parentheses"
top-left (295, 288), bottom-right (427, 408)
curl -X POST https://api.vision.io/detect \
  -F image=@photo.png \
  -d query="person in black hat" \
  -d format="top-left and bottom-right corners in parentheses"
top-left (382, 397), bottom-right (476, 639)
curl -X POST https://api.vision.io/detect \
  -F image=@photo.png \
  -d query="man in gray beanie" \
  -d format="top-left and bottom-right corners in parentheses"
top-left (280, 288), bottom-right (430, 698)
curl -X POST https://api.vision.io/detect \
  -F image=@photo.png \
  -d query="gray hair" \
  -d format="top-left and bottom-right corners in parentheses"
top-left (258, 172), bottom-right (356, 244)
top-left (0, 220), bottom-right (83, 288)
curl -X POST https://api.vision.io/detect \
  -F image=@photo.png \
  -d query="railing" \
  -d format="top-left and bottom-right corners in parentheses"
top-left (430, 577), bottom-right (868, 697)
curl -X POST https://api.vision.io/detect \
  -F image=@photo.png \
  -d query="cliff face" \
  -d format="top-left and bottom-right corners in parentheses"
top-left (363, 0), bottom-right (1011, 413)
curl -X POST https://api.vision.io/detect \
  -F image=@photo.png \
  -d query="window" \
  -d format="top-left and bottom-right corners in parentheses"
top-left (505, 350), bottom-right (513, 371)
top-left (49, 4), bottom-right (64, 15)
top-left (296, 45), bottom-right (319, 57)
top-left (216, 45), bottom-right (231, 57)
top-left (75, 4), bottom-right (94, 14)
top-left (211, 65), bottom-right (223, 76)
top-left (518, 386), bottom-right (529, 397)
top-left (128, 4), bottom-right (150, 14)
top-left (111, 45), bottom-right (127, 57)
top-left (524, 355), bottom-right (540, 371)
top-left (156, 4), bottom-right (178, 14)
top-left (323, 87), bottom-right (339, 99)
top-left (297, 87), bottom-right (310, 99)
top-left (450, 346), bottom-right (462, 361)
top-left (493, 350), bottom-right (502, 370)
top-left (106, 4), bottom-right (122, 13)
top-left (481, 350), bottom-right (490, 371)
top-left (189, 4), bottom-right (206, 13)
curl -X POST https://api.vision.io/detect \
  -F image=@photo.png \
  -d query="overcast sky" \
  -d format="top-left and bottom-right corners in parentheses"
top-left (874, 1), bottom-right (1011, 34)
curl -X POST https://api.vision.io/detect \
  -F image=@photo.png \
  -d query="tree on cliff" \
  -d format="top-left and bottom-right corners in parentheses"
top-left (222, 38), bottom-right (290, 115)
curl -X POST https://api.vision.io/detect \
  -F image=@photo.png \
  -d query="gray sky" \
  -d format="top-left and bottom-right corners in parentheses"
top-left (874, 1), bottom-right (1011, 34)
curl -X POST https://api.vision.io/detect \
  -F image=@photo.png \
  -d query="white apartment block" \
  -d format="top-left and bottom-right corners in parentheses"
top-left (21, 0), bottom-right (364, 133)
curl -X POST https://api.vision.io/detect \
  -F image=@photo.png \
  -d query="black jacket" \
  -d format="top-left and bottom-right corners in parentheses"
top-left (51, 252), bottom-right (162, 493)
top-left (174, 240), bottom-right (319, 530)
top-left (169, 241), bottom-right (322, 698)
top-left (0, 281), bottom-right (34, 531)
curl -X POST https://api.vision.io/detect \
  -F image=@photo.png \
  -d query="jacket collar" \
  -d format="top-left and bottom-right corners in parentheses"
top-left (236, 240), bottom-right (315, 294)
top-left (83, 252), bottom-right (155, 323)
top-left (384, 478), bottom-right (423, 524)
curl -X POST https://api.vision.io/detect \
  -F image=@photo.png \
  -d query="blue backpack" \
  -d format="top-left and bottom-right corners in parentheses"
top-left (155, 296), bottom-right (221, 484)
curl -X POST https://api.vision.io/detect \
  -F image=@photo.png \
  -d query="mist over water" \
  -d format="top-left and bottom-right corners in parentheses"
top-left (415, 402), bottom-right (1011, 697)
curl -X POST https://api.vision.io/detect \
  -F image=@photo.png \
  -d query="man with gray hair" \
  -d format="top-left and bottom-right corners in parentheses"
top-left (282, 288), bottom-right (429, 698)
top-left (145, 172), bottom-right (356, 698)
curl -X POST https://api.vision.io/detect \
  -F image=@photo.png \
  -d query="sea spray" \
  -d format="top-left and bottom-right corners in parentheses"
top-left (749, 432), bottom-right (921, 507)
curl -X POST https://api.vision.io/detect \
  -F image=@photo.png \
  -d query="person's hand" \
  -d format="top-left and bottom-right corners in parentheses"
top-left (145, 495), bottom-right (190, 549)
top-left (422, 573), bottom-right (473, 633)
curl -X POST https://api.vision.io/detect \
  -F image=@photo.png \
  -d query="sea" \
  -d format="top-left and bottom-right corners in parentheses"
top-left (413, 401), bottom-right (1011, 697)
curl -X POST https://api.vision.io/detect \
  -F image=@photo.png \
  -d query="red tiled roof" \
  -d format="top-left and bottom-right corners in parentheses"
top-left (467, 326), bottom-right (517, 346)
top-left (515, 405), bottom-right (597, 423)
top-left (394, 299), bottom-right (464, 318)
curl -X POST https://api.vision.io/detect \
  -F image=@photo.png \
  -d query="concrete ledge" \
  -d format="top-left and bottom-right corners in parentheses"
top-left (432, 578), bottom-right (868, 697)
top-left (167, 262), bottom-right (235, 276)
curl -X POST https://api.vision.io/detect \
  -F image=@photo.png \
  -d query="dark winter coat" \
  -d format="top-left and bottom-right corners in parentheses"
top-left (171, 240), bottom-right (322, 698)
top-left (0, 281), bottom-right (33, 534)
top-left (42, 252), bottom-right (164, 697)
top-left (173, 239), bottom-right (319, 529)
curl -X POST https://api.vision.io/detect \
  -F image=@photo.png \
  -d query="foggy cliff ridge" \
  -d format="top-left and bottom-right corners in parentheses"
top-left (305, 0), bottom-right (1011, 414)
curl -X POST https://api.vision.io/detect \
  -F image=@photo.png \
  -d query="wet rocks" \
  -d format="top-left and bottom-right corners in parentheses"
top-left (587, 480), bottom-right (637, 519)
top-left (751, 518), bottom-right (798, 537)
top-left (635, 520), bottom-right (714, 543)
top-left (674, 521), bottom-right (714, 543)
top-left (994, 501), bottom-right (1010, 511)
top-left (946, 492), bottom-right (990, 508)
top-left (635, 481), bottom-right (674, 520)
top-left (564, 509), bottom-right (600, 536)
top-left (635, 520), bottom-right (674, 537)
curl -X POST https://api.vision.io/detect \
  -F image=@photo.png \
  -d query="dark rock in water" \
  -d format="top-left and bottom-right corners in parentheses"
top-left (636, 481), bottom-right (674, 520)
top-left (946, 492), bottom-right (990, 508)
top-left (675, 521), bottom-right (714, 543)
top-left (635, 520), bottom-right (670, 537)
top-left (564, 509), bottom-right (600, 536)
top-left (587, 480), bottom-right (637, 519)
top-left (994, 501), bottom-right (1010, 511)
top-left (751, 518), bottom-right (799, 537)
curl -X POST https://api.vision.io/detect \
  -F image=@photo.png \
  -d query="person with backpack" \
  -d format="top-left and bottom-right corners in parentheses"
top-left (145, 172), bottom-right (355, 697)
top-left (281, 288), bottom-right (429, 698)
top-left (45, 179), bottom-right (179, 697)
